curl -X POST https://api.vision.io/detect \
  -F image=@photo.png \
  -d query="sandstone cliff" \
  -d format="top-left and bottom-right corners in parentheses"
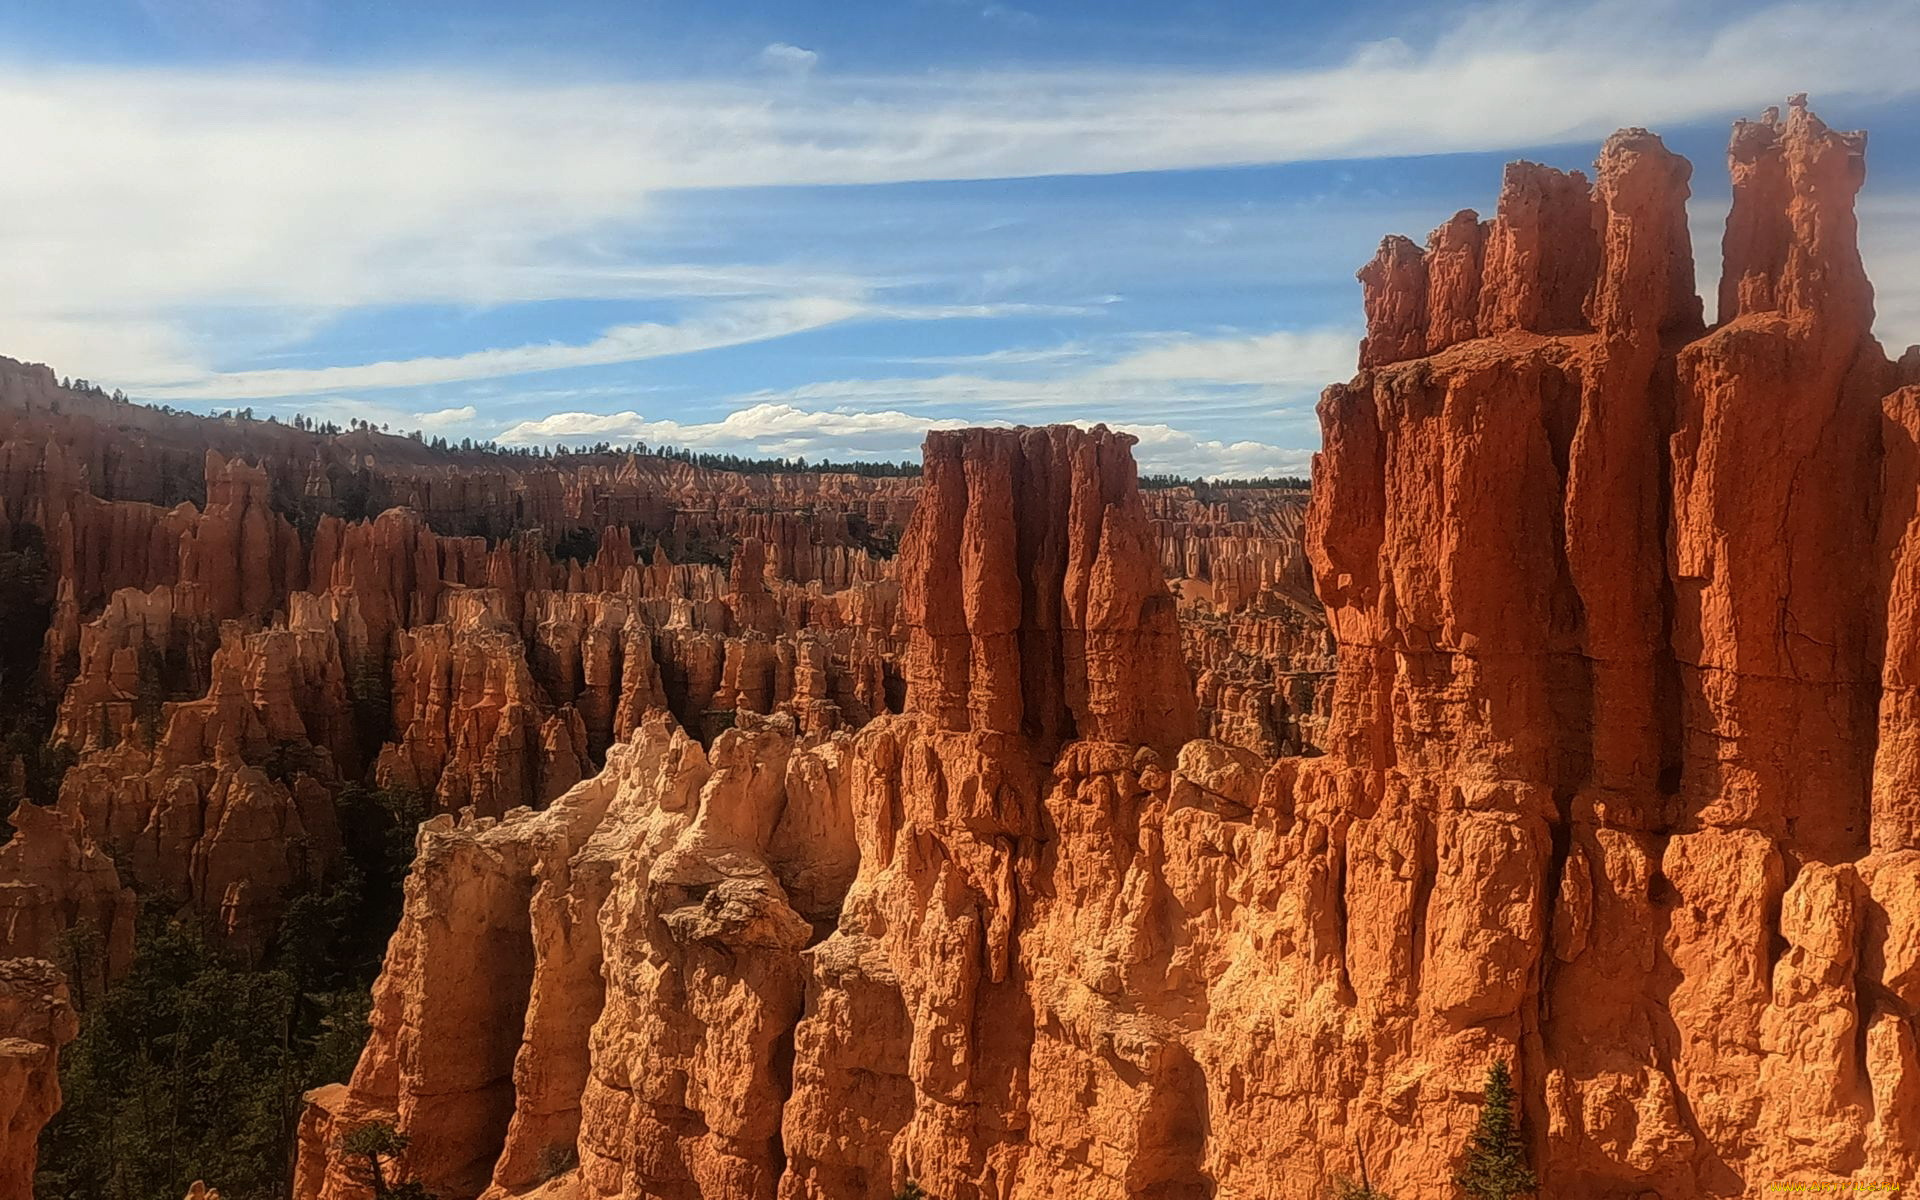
top-left (1312, 98), bottom-right (1918, 1193)
top-left (291, 98), bottom-right (1920, 1200)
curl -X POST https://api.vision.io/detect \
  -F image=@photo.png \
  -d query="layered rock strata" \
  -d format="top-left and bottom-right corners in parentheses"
top-left (297, 98), bottom-right (1920, 1200)
top-left (1315, 99), bottom-right (1919, 1194)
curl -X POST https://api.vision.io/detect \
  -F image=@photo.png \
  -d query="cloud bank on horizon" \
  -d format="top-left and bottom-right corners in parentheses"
top-left (5, 0), bottom-right (1920, 477)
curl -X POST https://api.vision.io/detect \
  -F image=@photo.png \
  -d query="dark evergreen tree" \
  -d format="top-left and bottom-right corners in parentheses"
top-left (133, 649), bottom-right (165, 748)
top-left (339, 1121), bottom-right (433, 1199)
top-left (349, 654), bottom-right (391, 752)
top-left (1454, 1060), bottom-right (1538, 1200)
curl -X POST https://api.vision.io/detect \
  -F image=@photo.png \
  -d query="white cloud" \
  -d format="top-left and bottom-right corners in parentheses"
top-left (412, 404), bottom-right (478, 428)
top-left (489, 325), bottom-right (1347, 473)
top-left (496, 403), bottom-right (981, 460)
top-left (2, 316), bottom-right (207, 387)
top-left (1123, 425), bottom-right (1312, 478)
top-left (492, 401), bottom-right (1308, 476)
top-left (1092, 328), bottom-right (1358, 389)
top-left (759, 43), bottom-right (820, 75)
top-left (736, 325), bottom-right (1358, 415)
top-left (892, 343), bottom-right (1097, 368)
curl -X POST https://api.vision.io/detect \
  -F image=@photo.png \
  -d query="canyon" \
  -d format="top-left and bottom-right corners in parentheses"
top-left (9, 94), bottom-right (1920, 1198)
top-left (0, 319), bottom-right (1325, 1192)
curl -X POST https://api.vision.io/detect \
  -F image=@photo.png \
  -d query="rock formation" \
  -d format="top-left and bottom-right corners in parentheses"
top-left (294, 423), bottom-right (1220, 1200)
top-left (1312, 98), bottom-right (1919, 1194)
top-left (0, 803), bottom-right (135, 996)
top-left (288, 97), bottom-right (1920, 1200)
top-left (0, 349), bottom-right (1323, 967)
top-left (293, 709), bottom-right (855, 1200)
top-left (0, 958), bottom-right (78, 1197)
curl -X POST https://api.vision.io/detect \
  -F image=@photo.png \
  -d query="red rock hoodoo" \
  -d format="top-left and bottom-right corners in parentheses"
top-left (1317, 98), bottom-right (1916, 1193)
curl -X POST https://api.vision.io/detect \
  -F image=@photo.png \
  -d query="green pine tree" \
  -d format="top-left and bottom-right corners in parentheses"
top-left (340, 1120), bottom-right (434, 1199)
top-left (1454, 1060), bottom-right (1538, 1200)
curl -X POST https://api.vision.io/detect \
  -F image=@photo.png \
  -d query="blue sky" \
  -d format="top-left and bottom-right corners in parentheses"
top-left (5, 0), bottom-right (1920, 475)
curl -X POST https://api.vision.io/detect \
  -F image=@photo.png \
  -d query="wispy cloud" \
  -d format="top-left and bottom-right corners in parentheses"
top-left (6, 0), bottom-right (1915, 327)
top-left (740, 326), bottom-right (1357, 414)
top-left (759, 43), bottom-right (820, 75)
top-left (1090, 329), bottom-right (1356, 388)
top-left (133, 298), bottom-right (863, 399)
top-left (497, 403), bottom-right (972, 457)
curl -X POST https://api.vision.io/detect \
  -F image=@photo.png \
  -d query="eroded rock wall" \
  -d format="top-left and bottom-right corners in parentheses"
top-left (1312, 99), bottom-right (1920, 1195)
top-left (293, 98), bottom-right (1920, 1200)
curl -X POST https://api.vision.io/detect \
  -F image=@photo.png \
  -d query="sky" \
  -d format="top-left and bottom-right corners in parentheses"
top-left (4, 0), bottom-right (1920, 477)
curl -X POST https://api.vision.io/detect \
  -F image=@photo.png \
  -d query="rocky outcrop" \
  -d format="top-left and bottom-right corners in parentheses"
top-left (0, 958), bottom-right (79, 1197)
top-left (0, 804), bottom-right (135, 997)
top-left (13, 435), bottom-right (922, 955)
top-left (294, 707), bottom-right (857, 1200)
top-left (54, 593), bottom-right (351, 951)
top-left (1306, 98), bottom-right (1920, 1195)
top-left (901, 426), bottom-right (1196, 755)
top-left (779, 426), bottom-right (1357, 1200)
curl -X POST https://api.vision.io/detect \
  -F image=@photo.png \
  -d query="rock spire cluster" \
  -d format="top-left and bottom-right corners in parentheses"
top-left (292, 98), bottom-right (1920, 1199)
top-left (12, 92), bottom-right (1917, 1200)
top-left (0, 326), bottom-right (1316, 1185)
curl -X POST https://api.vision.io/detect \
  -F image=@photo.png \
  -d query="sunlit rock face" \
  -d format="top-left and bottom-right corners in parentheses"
top-left (290, 99), bottom-right (1920, 1200)
top-left (1312, 99), bottom-right (1919, 1195)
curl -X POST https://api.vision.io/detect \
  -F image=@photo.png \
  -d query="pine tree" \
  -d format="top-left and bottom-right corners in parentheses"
top-left (341, 1120), bottom-right (434, 1198)
top-left (134, 647), bottom-right (166, 747)
top-left (1454, 1060), bottom-right (1538, 1199)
